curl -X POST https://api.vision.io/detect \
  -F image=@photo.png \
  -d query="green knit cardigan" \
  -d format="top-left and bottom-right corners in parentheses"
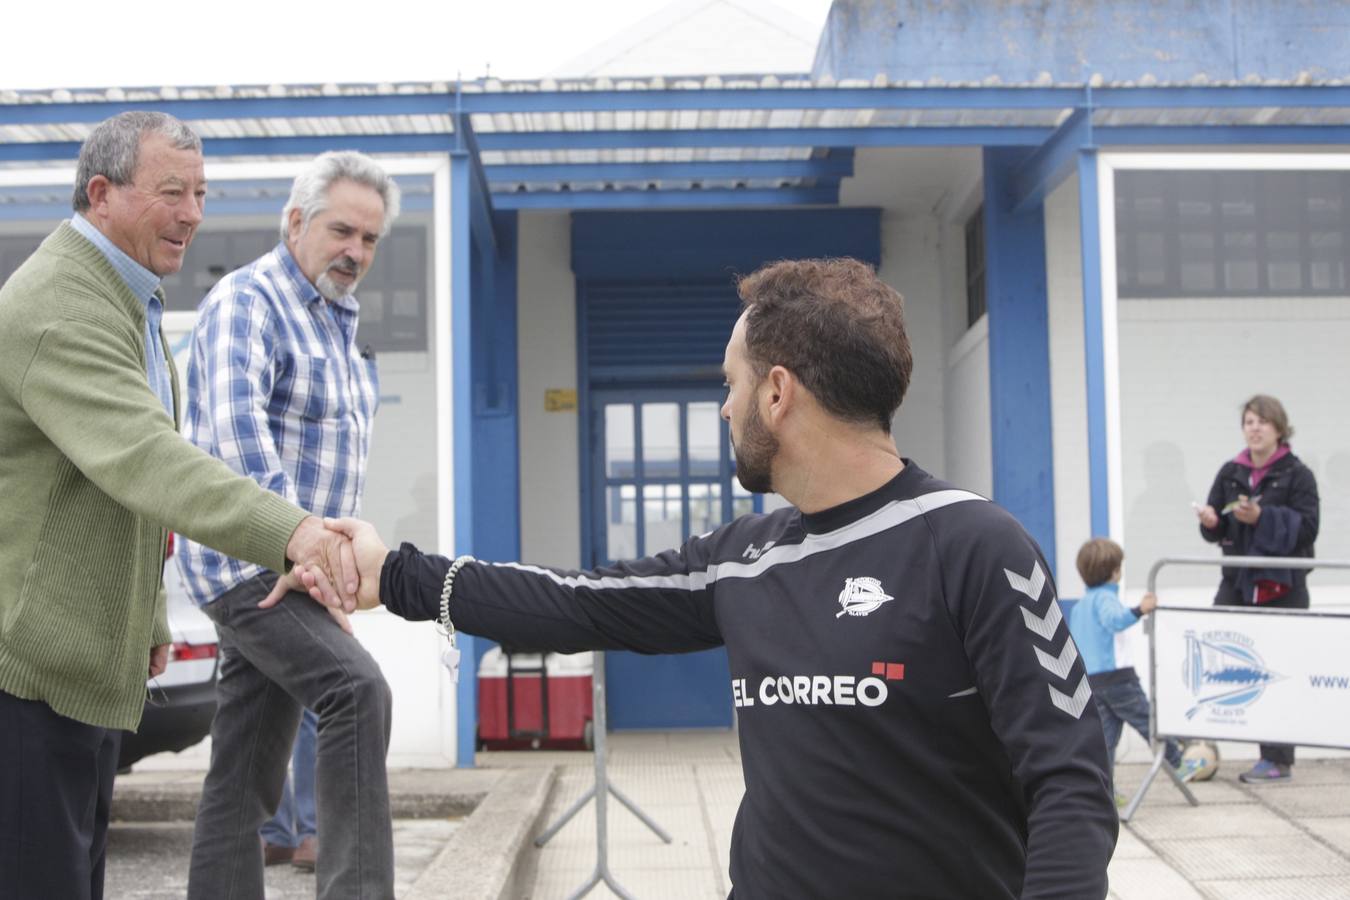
top-left (0, 223), bottom-right (309, 730)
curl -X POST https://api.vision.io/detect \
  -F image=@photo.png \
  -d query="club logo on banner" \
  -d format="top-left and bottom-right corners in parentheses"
top-left (1181, 629), bottom-right (1285, 725)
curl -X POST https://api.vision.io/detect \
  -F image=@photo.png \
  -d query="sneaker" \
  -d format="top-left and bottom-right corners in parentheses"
top-left (1239, 760), bottom-right (1291, 783)
top-left (1175, 758), bottom-right (1206, 783)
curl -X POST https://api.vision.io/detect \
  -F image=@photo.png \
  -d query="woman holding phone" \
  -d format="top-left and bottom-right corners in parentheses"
top-left (1195, 394), bottom-right (1320, 782)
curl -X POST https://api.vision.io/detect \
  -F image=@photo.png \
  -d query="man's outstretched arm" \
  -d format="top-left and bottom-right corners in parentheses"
top-left (268, 517), bottom-right (724, 656)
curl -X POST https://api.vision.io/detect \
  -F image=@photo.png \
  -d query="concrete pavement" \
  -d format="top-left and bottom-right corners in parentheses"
top-left (113, 732), bottom-right (1350, 898)
top-left (484, 732), bottom-right (1350, 899)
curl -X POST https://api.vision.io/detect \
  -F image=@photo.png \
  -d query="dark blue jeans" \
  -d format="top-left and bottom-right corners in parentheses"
top-left (1090, 668), bottom-right (1181, 773)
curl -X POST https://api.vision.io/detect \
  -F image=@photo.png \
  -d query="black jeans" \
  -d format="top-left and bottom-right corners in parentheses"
top-left (187, 574), bottom-right (395, 900)
top-left (0, 689), bottom-right (120, 900)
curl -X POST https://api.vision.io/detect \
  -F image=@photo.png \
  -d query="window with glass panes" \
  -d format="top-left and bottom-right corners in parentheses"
top-left (596, 393), bottom-right (756, 563)
top-left (1115, 170), bottom-right (1349, 298)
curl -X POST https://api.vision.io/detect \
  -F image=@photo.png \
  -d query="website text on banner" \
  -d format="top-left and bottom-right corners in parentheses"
top-left (1148, 556), bottom-right (1350, 751)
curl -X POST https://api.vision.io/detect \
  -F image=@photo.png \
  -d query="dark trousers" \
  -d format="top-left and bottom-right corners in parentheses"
top-left (0, 689), bottom-right (120, 900)
top-left (1215, 584), bottom-right (1303, 767)
top-left (1090, 668), bottom-right (1182, 778)
top-left (187, 574), bottom-right (394, 900)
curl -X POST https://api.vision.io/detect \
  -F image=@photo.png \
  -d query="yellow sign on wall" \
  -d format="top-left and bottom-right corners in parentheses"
top-left (544, 388), bottom-right (578, 413)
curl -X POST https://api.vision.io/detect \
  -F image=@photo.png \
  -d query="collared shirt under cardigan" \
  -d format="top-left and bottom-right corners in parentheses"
top-left (177, 242), bottom-right (379, 607)
top-left (69, 212), bottom-right (174, 416)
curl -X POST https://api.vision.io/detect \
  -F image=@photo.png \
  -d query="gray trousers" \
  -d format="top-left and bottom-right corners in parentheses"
top-left (187, 574), bottom-right (394, 900)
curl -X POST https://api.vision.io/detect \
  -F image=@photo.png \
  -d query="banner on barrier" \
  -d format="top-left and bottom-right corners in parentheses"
top-left (1153, 606), bottom-right (1350, 749)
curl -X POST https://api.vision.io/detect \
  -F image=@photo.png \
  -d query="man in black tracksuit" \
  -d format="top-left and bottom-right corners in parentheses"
top-left (279, 258), bottom-right (1118, 898)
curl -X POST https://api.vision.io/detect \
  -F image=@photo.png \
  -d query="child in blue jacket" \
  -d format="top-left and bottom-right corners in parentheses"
top-left (1068, 538), bottom-right (1200, 792)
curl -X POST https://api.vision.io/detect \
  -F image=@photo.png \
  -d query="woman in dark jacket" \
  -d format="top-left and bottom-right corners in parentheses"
top-left (1195, 394), bottom-right (1319, 783)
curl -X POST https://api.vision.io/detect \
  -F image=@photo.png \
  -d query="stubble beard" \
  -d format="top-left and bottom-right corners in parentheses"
top-left (733, 400), bottom-right (778, 495)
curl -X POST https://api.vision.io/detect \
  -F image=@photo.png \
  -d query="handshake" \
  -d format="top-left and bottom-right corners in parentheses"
top-left (268, 517), bottom-right (391, 614)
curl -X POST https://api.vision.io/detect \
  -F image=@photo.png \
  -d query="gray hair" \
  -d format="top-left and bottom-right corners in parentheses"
top-left (279, 151), bottom-right (401, 240)
top-left (72, 111), bottom-right (202, 212)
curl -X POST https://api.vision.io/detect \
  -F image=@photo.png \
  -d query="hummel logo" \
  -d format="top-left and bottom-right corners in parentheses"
top-left (836, 577), bottom-right (894, 618)
top-left (1005, 559), bottom-right (1090, 719)
top-left (742, 541), bottom-right (776, 560)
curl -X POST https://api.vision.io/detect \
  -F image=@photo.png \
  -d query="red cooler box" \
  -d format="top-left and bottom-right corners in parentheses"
top-left (477, 648), bottom-right (594, 750)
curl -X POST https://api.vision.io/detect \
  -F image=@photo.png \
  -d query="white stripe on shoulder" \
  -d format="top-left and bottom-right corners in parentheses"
top-left (488, 488), bottom-right (987, 593)
top-left (710, 489), bottom-right (987, 582)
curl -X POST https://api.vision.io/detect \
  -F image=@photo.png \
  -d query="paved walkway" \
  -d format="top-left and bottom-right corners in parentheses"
top-left (115, 732), bottom-right (1350, 898)
top-left (483, 732), bottom-right (1350, 900)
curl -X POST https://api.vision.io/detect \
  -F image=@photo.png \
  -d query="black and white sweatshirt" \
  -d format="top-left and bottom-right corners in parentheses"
top-left (381, 462), bottom-right (1117, 899)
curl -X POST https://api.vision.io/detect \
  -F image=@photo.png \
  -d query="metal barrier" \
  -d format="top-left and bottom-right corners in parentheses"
top-left (1121, 554), bottom-right (1350, 822)
top-left (533, 650), bottom-right (672, 899)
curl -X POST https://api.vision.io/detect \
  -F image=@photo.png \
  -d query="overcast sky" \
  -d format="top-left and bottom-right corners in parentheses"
top-left (5, 0), bottom-right (834, 91)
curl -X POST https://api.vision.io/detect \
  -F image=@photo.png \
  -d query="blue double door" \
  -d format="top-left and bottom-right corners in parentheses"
top-left (589, 387), bottom-right (756, 730)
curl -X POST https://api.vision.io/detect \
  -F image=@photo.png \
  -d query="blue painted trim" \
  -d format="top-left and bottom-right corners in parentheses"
top-left (0, 134), bottom-right (456, 163)
top-left (495, 185), bottom-right (839, 210)
top-left (0, 194), bottom-right (436, 222)
top-left (450, 153), bottom-right (478, 768)
top-left (454, 114), bottom-right (501, 254)
top-left (1011, 108), bottom-right (1093, 214)
top-left (469, 209), bottom-right (519, 550)
top-left (589, 364), bottom-right (735, 382)
top-left (571, 208), bottom-right (881, 279)
top-left (0, 175), bottom-right (433, 197)
top-left (486, 154), bottom-right (855, 183)
top-left (476, 126), bottom-right (1051, 151)
top-left (982, 147), bottom-right (1057, 570)
top-left (1077, 151), bottom-right (1110, 539)
top-left (1090, 85), bottom-right (1350, 109)
top-left (1096, 125), bottom-right (1350, 145)
top-left (4, 85), bottom-right (1349, 124)
top-left (0, 94), bottom-right (454, 123)
top-left (203, 134), bottom-right (456, 156)
top-left (465, 86), bottom-right (1082, 112)
top-left (4, 123), bottom-right (1344, 168)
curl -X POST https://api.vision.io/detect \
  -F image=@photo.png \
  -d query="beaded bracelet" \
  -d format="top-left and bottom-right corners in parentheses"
top-left (439, 554), bottom-right (475, 639)
top-left (437, 555), bottom-right (475, 683)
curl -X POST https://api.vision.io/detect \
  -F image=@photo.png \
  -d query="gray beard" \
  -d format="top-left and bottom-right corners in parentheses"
top-left (315, 271), bottom-right (357, 301)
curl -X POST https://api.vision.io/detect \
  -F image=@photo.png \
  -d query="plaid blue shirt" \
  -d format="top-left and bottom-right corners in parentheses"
top-left (69, 214), bottom-right (174, 416)
top-left (177, 242), bottom-right (379, 606)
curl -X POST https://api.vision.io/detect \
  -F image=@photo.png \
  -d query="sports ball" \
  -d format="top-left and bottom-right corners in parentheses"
top-left (1181, 740), bottom-right (1219, 781)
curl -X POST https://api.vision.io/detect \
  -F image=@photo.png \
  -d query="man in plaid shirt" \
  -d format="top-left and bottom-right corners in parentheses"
top-left (178, 151), bottom-right (400, 900)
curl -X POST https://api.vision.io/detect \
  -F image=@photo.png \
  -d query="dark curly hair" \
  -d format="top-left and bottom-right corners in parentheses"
top-left (736, 258), bottom-right (912, 433)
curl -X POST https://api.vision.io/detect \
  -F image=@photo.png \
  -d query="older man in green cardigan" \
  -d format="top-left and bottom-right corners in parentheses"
top-left (0, 111), bottom-right (358, 900)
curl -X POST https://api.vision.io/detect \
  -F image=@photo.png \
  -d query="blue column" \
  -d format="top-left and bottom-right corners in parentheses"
top-left (983, 146), bottom-right (1057, 570)
top-left (470, 211), bottom-right (519, 561)
top-left (1077, 150), bottom-right (1111, 538)
top-left (450, 152), bottom-right (478, 767)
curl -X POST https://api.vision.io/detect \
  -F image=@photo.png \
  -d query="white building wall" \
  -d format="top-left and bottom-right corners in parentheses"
top-left (944, 318), bottom-right (993, 499)
top-left (1044, 176), bottom-right (1092, 598)
top-left (352, 215), bottom-right (451, 764)
top-left (1117, 295), bottom-right (1350, 606)
top-left (841, 147), bottom-right (984, 482)
top-left (933, 157), bottom-right (993, 499)
top-left (883, 213), bottom-right (947, 471)
top-left (516, 211), bottom-right (582, 568)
